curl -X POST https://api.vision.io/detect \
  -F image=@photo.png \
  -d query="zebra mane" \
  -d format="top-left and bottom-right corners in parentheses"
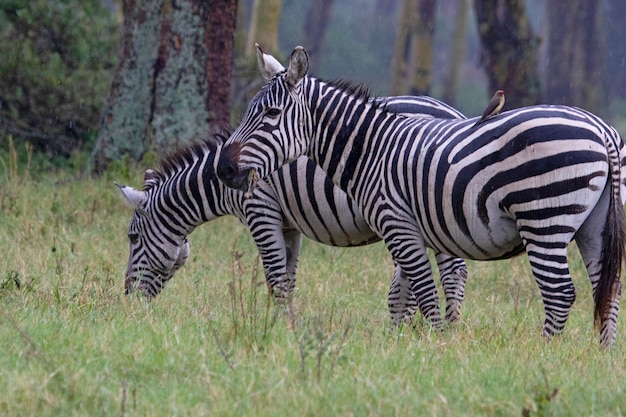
top-left (325, 79), bottom-right (375, 104)
top-left (143, 131), bottom-right (228, 191)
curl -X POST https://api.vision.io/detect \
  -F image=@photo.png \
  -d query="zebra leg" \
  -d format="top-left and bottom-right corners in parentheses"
top-left (254, 237), bottom-right (292, 302)
top-left (246, 208), bottom-right (293, 303)
top-left (522, 239), bottom-right (577, 339)
top-left (388, 263), bottom-right (418, 323)
top-left (383, 224), bottom-right (443, 329)
top-left (388, 251), bottom-right (467, 324)
top-left (283, 229), bottom-right (303, 295)
top-left (435, 252), bottom-right (468, 323)
top-left (574, 187), bottom-right (622, 347)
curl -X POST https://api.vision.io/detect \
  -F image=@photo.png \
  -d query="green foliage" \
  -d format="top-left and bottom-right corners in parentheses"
top-left (0, 0), bottom-right (120, 157)
top-left (1, 167), bottom-right (626, 416)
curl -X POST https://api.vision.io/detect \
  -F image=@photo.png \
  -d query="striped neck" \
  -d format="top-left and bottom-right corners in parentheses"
top-left (147, 142), bottom-right (242, 236)
top-left (306, 78), bottom-right (396, 202)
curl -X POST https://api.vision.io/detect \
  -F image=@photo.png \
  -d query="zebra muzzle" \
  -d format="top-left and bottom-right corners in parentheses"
top-left (216, 149), bottom-right (253, 192)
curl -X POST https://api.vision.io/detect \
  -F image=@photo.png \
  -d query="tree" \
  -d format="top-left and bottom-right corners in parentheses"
top-left (301, 0), bottom-right (336, 74)
top-left (390, 0), bottom-right (435, 96)
top-left (474, 0), bottom-right (541, 110)
top-left (606, 0), bottom-right (626, 103)
top-left (245, 0), bottom-right (281, 56)
top-left (390, 0), bottom-right (414, 95)
top-left (206, 0), bottom-right (238, 123)
top-left (442, 0), bottom-right (469, 106)
top-left (408, 0), bottom-right (435, 96)
top-left (92, 0), bottom-right (237, 173)
top-left (544, 1), bottom-right (607, 114)
top-left (0, 0), bottom-right (119, 157)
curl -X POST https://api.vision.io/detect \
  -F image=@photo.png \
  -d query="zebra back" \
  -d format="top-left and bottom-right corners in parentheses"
top-left (375, 95), bottom-right (466, 120)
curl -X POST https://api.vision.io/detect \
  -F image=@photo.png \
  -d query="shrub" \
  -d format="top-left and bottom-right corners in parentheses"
top-left (0, 0), bottom-right (120, 159)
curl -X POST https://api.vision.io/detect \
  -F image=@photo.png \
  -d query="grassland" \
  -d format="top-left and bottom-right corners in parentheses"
top-left (1, 152), bottom-right (625, 416)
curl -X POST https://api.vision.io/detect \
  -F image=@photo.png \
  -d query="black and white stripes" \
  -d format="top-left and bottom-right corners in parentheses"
top-left (217, 46), bottom-right (626, 346)
top-left (118, 94), bottom-right (469, 324)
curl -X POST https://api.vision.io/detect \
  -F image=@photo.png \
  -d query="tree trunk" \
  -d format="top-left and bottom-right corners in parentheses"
top-left (92, 0), bottom-right (236, 173)
top-left (245, 0), bottom-right (281, 56)
top-left (301, 0), bottom-right (336, 73)
top-left (234, 0), bottom-right (249, 56)
top-left (606, 0), bottom-right (626, 102)
top-left (391, 0), bottom-right (435, 96)
top-left (544, 0), bottom-right (607, 114)
top-left (390, 0), bottom-right (414, 95)
top-left (579, 2), bottom-right (606, 114)
top-left (206, 0), bottom-right (238, 127)
top-left (408, 0), bottom-right (435, 96)
top-left (474, 0), bottom-right (541, 110)
top-left (543, 1), bottom-right (571, 106)
top-left (442, 0), bottom-right (469, 106)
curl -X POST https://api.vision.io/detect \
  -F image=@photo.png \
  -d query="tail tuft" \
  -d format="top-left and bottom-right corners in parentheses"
top-left (594, 132), bottom-right (626, 328)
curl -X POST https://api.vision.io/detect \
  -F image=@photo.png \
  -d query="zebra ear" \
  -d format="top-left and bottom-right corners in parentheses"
top-left (256, 43), bottom-right (285, 80)
top-left (286, 46), bottom-right (308, 87)
top-left (144, 169), bottom-right (161, 189)
top-left (115, 182), bottom-right (146, 208)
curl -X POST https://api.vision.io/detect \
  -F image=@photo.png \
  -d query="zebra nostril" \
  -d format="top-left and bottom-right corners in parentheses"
top-left (217, 155), bottom-right (237, 181)
top-left (219, 163), bottom-right (236, 180)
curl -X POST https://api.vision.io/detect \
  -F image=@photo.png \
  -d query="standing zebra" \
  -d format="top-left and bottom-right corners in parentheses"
top-left (117, 93), bottom-right (469, 322)
top-left (216, 45), bottom-right (626, 346)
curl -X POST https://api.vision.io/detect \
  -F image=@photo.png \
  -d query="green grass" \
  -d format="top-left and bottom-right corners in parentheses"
top-left (1, 161), bottom-right (626, 416)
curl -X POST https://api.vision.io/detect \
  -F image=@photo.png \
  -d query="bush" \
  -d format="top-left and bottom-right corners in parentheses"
top-left (0, 0), bottom-right (120, 160)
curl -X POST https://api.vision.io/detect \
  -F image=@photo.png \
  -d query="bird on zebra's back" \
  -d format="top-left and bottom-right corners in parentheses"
top-left (216, 44), bottom-right (626, 347)
top-left (472, 90), bottom-right (505, 127)
top-left (115, 60), bottom-right (471, 324)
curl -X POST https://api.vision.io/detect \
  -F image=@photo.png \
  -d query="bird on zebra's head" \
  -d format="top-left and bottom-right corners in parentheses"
top-left (217, 44), bottom-right (626, 347)
top-left (116, 89), bottom-right (470, 321)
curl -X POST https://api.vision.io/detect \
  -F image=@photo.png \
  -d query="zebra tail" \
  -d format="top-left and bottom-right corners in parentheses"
top-left (594, 131), bottom-right (626, 328)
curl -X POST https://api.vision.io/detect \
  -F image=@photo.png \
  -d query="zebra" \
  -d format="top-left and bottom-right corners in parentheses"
top-left (216, 45), bottom-right (626, 347)
top-left (116, 92), bottom-right (469, 322)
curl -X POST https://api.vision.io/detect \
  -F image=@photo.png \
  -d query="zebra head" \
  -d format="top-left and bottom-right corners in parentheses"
top-left (217, 45), bottom-right (312, 192)
top-left (116, 172), bottom-right (190, 297)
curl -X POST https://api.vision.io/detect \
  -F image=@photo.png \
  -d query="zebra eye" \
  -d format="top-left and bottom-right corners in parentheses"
top-left (128, 233), bottom-right (139, 244)
top-left (266, 108), bottom-right (281, 118)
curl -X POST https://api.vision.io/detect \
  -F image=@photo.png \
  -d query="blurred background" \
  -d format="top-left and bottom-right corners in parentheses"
top-left (0, 0), bottom-right (624, 174)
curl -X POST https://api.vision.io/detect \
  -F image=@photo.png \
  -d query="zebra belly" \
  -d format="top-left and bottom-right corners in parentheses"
top-left (418, 205), bottom-right (524, 260)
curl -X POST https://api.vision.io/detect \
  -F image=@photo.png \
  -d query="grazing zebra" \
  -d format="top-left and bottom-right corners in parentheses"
top-left (216, 45), bottom-right (626, 346)
top-left (117, 93), bottom-right (469, 322)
